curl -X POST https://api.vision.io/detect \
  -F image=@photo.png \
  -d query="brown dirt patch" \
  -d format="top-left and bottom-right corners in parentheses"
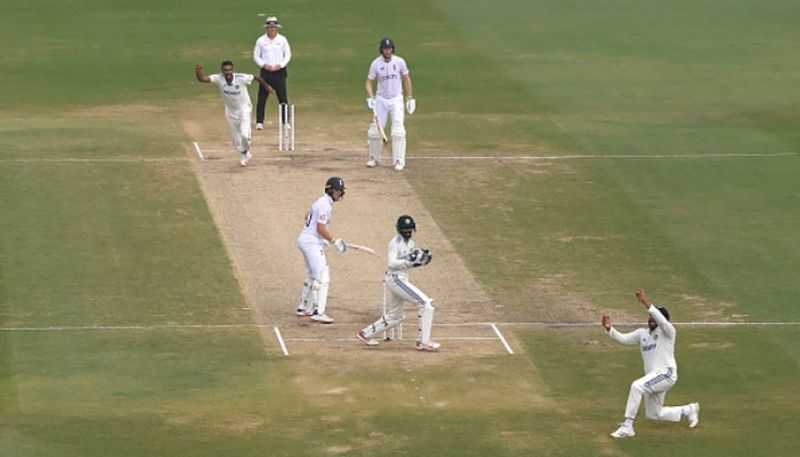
top-left (182, 113), bottom-right (510, 358)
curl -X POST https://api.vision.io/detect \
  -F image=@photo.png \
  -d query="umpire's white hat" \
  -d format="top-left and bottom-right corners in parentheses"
top-left (264, 16), bottom-right (282, 28)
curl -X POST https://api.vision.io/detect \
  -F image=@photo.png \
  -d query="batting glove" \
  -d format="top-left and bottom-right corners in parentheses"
top-left (405, 97), bottom-right (416, 114)
top-left (332, 238), bottom-right (348, 253)
top-left (365, 97), bottom-right (376, 111)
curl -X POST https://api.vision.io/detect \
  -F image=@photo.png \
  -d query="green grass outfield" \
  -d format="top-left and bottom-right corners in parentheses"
top-left (2, 1), bottom-right (799, 456)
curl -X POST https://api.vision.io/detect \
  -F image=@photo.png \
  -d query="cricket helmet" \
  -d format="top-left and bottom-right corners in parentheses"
top-left (325, 176), bottom-right (346, 196)
top-left (396, 214), bottom-right (416, 239)
top-left (379, 37), bottom-right (395, 54)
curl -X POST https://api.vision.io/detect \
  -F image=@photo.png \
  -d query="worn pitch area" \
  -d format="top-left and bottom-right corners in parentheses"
top-left (184, 117), bottom-right (509, 357)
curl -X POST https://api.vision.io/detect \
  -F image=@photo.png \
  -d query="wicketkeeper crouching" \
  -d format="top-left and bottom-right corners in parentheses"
top-left (356, 215), bottom-right (440, 351)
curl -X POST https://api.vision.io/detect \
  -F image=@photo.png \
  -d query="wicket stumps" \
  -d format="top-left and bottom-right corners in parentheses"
top-left (382, 282), bottom-right (403, 341)
top-left (278, 103), bottom-right (295, 151)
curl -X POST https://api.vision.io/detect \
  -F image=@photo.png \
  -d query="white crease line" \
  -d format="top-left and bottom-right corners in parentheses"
top-left (491, 323), bottom-right (514, 355)
top-left (273, 326), bottom-right (289, 357)
top-left (0, 158), bottom-right (187, 163)
top-left (283, 336), bottom-right (500, 342)
top-left (2, 321), bottom-right (798, 332)
top-left (194, 150), bottom-right (797, 160)
top-left (410, 152), bottom-right (797, 160)
top-left (193, 142), bottom-right (204, 161)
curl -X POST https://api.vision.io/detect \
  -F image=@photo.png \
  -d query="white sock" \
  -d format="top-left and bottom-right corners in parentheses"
top-left (624, 418), bottom-right (634, 427)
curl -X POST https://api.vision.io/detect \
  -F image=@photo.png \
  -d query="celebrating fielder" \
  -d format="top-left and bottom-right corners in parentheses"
top-left (296, 177), bottom-right (348, 324)
top-left (365, 37), bottom-right (415, 171)
top-left (603, 288), bottom-right (700, 438)
top-left (356, 215), bottom-right (440, 351)
top-left (195, 61), bottom-right (273, 166)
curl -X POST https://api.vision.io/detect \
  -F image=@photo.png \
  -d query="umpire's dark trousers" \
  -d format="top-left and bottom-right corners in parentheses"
top-left (256, 67), bottom-right (289, 124)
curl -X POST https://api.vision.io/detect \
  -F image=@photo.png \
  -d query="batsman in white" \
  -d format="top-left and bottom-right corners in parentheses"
top-left (195, 61), bottom-right (273, 166)
top-left (603, 288), bottom-right (700, 438)
top-left (296, 177), bottom-right (348, 324)
top-left (356, 215), bottom-right (440, 351)
top-left (365, 37), bottom-right (415, 171)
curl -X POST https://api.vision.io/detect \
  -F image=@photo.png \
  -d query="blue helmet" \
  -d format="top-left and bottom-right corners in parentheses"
top-left (379, 37), bottom-right (395, 54)
top-left (325, 176), bottom-right (346, 196)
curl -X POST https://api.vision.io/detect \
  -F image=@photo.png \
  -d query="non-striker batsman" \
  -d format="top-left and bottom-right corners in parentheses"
top-left (365, 37), bottom-right (415, 171)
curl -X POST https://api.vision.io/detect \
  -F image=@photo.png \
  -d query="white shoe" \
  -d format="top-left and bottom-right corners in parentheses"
top-left (610, 424), bottom-right (635, 438)
top-left (256, 123), bottom-right (264, 130)
top-left (366, 158), bottom-right (378, 168)
top-left (687, 402), bottom-right (700, 428)
top-left (239, 151), bottom-right (252, 166)
top-left (356, 331), bottom-right (380, 347)
top-left (394, 161), bottom-right (404, 171)
top-left (311, 314), bottom-right (334, 324)
top-left (415, 340), bottom-right (441, 351)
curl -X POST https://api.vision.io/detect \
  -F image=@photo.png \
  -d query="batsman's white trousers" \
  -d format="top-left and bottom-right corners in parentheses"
top-left (623, 367), bottom-right (683, 422)
top-left (373, 95), bottom-right (405, 135)
top-left (297, 233), bottom-right (329, 315)
top-left (226, 111), bottom-right (252, 153)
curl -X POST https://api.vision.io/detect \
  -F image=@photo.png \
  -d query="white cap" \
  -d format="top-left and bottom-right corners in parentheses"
top-left (264, 16), bottom-right (281, 28)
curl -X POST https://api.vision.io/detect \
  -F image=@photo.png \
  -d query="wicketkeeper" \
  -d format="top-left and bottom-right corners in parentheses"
top-left (604, 288), bottom-right (700, 438)
top-left (356, 215), bottom-right (440, 351)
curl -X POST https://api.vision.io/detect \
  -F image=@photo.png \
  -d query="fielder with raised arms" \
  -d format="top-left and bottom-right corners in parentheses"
top-left (356, 215), bottom-right (440, 351)
top-left (603, 288), bottom-right (700, 438)
top-left (365, 37), bottom-right (415, 171)
top-left (195, 61), bottom-right (273, 166)
top-left (296, 177), bottom-right (348, 324)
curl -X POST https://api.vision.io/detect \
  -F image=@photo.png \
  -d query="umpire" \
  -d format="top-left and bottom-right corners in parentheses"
top-left (252, 16), bottom-right (292, 130)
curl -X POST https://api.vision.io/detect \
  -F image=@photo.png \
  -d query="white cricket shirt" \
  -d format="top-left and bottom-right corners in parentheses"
top-left (608, 305), bottom-right (678, 375)
top-left (253, 33), bottom-right (292, 69)
top-left (367, 55), bottom-right (409, 99)
top-left (209, 73), bottom-right (254, 120)
top-left (300, 194), bottom-right (334, 241)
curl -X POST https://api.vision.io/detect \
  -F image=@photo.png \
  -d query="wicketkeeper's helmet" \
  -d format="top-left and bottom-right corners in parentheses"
top-left (325, 176), bottom-right (346, 196)
top-left (379, 37), bottom-right (395, 54)
top-left (396, 214), bottom-right (416, 239)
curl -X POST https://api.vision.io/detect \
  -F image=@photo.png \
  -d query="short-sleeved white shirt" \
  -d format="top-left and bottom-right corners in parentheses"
top-left (300, 194), bottom-right (334, 241)
top-left (367, 55), bottom-right (409, 99)
top-left (209, 73), bottom-right (254, 119)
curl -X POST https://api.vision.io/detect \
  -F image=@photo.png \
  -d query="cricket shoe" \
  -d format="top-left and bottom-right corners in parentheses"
top-left (311, 313), bottom-right (334, 324)
top-left (415, 340), bottom-right (441, 352)
top-left (687, 402), bottom-right (700, 428)
top-left (240, 151), bottom-right (252, 166)
top-left (610, 424), bottom-right (635, 438)
top-left (256, 123), bottom-right (264, 130)
top-left (296, 306), bottom-right (312, 317)
top-left (366, 158), bottom-right (378, 168)
top-left (393, 161), bottom-right (404, 171)
top-left (356, 331), bottom-right (380, 347)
